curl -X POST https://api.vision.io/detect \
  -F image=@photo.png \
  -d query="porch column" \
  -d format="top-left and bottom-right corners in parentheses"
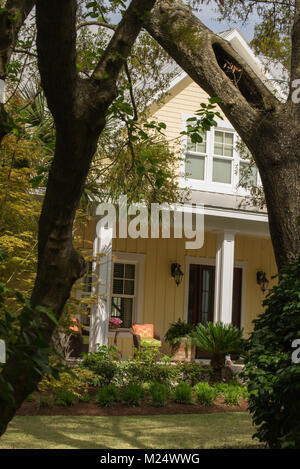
top-left (89, 226), bottom-right (113, 352)
top-left (214, 231), bottom-right (235, 324)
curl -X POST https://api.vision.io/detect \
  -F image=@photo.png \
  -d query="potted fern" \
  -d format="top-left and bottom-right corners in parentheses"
top-left (164, 318), bottom-right (195, 361)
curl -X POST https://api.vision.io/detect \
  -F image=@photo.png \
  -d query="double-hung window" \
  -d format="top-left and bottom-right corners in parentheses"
top-left (183, 117), bottom-right (259, 194)
top-left (111, 262), bottom-right (136, 328)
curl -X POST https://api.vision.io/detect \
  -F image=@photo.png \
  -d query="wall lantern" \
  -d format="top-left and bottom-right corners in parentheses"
top-left (256, 270), bottom-right (269, 293)
top-left (171, 263), bottom-right (184, 286)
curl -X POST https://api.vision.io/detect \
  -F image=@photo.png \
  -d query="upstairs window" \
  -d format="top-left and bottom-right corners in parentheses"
top-left (183, 118), bottom-right (259, 194)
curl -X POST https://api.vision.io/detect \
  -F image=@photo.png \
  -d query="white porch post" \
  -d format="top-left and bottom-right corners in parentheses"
top-left (214, 231), bottom-right (235, 324)
top-left (89, 227), bottom-right (113, 352)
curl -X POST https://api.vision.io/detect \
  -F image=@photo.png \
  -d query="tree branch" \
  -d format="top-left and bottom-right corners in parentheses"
top-left (0, 0), bottom-right (35, 79)
top-left (92, 0), bottom-right (156, 107)
top-left (36, 0), bottom-right (77, 123)
top-left (145, 0), bottom-right (280, 143)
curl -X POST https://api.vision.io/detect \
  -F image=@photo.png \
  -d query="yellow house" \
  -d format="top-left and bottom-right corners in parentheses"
top-left (77, 29), bottom-right (278, 359)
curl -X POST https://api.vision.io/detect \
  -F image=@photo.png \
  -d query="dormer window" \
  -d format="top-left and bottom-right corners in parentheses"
top-left (182, 117), bottom-right (260, 195)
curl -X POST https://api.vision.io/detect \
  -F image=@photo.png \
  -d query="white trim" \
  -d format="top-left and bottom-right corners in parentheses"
top-left (111, 252), bottom-right (145, 325)
top-left (215, 231), bottom-right (235, 324)
top-left (204, 206), bottom-right (268, 223)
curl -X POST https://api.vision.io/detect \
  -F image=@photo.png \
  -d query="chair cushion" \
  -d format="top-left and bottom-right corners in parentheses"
top-left (132, 324), bottom-right (154, 339)
top-left (140, 338), bottom-right (162, 348)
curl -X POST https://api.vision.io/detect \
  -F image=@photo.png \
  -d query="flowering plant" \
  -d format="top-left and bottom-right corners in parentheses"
top-left (109, 318), bottom-right (123, 327)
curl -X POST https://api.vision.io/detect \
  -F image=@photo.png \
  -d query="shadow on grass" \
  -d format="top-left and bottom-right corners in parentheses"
top-left (0, 412), bottom-right (259, 449)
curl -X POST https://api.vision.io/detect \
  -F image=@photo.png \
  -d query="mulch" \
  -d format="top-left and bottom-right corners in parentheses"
top-left (17, 397), bottom-right (248, 417)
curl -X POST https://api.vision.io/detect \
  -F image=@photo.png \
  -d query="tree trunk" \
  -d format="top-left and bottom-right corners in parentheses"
top-left (145, 0), bottom-right (300, 271)
top-left (246, 105), bottom-right (300, 270)
top-left (0, 0), bottom-right (157, 437)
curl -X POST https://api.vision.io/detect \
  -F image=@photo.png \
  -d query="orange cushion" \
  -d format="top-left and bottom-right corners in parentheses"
top-left (132, 324), bottom-right (154, 339)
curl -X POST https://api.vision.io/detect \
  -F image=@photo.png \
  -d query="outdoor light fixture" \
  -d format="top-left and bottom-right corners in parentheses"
top-left (256, 270), bottom-right (269, 293)
top-left (171, 263), bottom-right (184, 286)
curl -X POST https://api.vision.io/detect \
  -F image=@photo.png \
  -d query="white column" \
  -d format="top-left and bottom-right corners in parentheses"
top-left (89, 227), bottom-right (113, 352)
top-left (214, 231), bottom-right (235, 325)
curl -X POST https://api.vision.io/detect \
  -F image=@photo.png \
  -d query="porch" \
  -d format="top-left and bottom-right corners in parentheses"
top-left (77, 206), bottom-right (277, 359)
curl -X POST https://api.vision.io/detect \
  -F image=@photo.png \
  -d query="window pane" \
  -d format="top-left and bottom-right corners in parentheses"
top-left (114, 263), bottom-right (124, 278)
top-left (125, 264), bottom-right (135, 279)
top-left (239, 161), bottom-right (258, 186)
top-left (124, 280), bottom-right (134, 295)
top-left (214, 143), bottom-right (223, 156)
top-left (214, 131), bottom-right (223, 143)
top-left (187, 133), bottom-right (206, 154)
top-left (113, 278), bottom-right (123, 294)
top-left (185, 154), bottom-right (205, 180)
top-left (213, 158), bottom-right (232, 183)
top-left (224, 133), bottom-right (233, 145)
top-left (224, 144), bottom-right (233, 157)
top-left (214, 131), bottom-right (234, 157)
top-left (111, 297), bottom-right (133, 328)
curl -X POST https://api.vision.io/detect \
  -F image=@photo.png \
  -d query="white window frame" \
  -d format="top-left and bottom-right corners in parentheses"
top-left (110, 252), bottom-right (145, 327)
top-left (180, 114), bottom-right (261, 195)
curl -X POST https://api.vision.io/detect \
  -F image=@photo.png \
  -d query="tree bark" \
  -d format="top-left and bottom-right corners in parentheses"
top-left (145, 0), bottom-right (300, 270)
top-left (0, 0), bottom-right (157, 436)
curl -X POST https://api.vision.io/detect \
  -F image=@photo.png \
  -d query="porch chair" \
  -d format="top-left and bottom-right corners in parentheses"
top-left (131, 323), bottom-right (163, 351)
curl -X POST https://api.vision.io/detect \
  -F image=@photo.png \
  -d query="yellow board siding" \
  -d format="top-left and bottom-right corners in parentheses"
top-left (113, 232), bottom-right (217, 338)
top-left (149, 76), bottom-right (223, 153)
top-left (235, 235), bottom-right (277, 336)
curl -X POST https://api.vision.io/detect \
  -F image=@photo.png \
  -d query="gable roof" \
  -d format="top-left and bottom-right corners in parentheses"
top-left (166, 28), bottom-right (286, 100)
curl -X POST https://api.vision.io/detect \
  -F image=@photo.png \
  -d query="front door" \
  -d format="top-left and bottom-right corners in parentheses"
top-left (187, 264), bottom-right (242, 358)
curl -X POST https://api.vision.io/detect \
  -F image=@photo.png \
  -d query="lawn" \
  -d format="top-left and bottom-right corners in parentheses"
top-left (0, 412), bottom-right (263, 449)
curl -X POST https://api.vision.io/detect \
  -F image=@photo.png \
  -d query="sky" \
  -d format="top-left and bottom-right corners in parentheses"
top-left (195, 4), bottom-right (256, 41)
top-left (110, 2), bottom-right (257, 43)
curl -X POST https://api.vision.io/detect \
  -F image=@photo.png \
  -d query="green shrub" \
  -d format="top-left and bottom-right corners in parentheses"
top-left (123, 382), bottom-right (145, 406)
top-left (149, 382), bottom-right (170, 406)
top-left (39, 396), bottom-right (50, 407)
top-left (243, 257), bottom-right (300, 449)
top-left (194, 382), bottom-right (218, 405)
top-left (214, 382), bottom-right (246, 405)
top-left (179, 362), bottom-right (212, 386)
top-left (173, 382), bottom-right (193, 404)
top-left (53, 390), bottom-right (76, 407)
top-left (223, 387), bottom-right (242, 406)
top-left (96, 384), bottom-right (120, 407)
top-left (115, 360), bottom-right (181, 387)
top-left (82, 346), bottom-right (119, 385)
top-left (78, 393), bottom-right (91, 403)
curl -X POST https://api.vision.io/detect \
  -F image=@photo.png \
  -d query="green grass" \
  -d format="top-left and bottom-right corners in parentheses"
top-left (0, 413), bottom-right (263, 449)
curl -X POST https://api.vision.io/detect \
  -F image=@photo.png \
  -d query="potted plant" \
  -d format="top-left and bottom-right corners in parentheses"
top-left (109, 318), bottom-right (123, 330)
top-left (164, 318), bottom-right (195, 361)
top-left (189, 322), bottom-right (246, 380)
